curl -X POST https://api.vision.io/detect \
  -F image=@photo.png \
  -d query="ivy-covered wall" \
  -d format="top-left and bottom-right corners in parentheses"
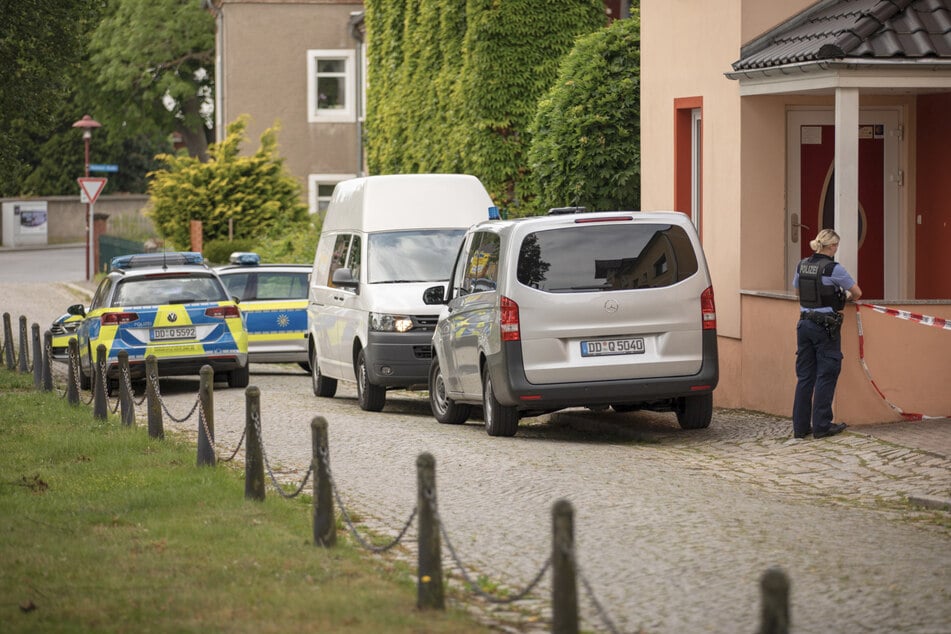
top-left (365, 0), bottom-right (606, 216)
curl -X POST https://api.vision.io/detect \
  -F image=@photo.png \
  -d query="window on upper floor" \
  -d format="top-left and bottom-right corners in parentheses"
top-left (308, 174), bottom-right (356, 215)
top-left (307, 49), bottom-right (356, 122)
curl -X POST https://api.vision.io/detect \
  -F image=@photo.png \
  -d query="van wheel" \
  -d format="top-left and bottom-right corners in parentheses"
top-left (356, 349), bottom-right (386, 412)
top-left (429, 357), bottom-right (470, 424)
top-left (228, 364), bottom-right (250, 389)
top-left (482, 366), bottom-right (518, 437)
top-left (676, 393), bottom-right (713, 429)
top-left (612, 404), bottom-right (639, 413)
top-left (311, 347), bottom-right (337, 397)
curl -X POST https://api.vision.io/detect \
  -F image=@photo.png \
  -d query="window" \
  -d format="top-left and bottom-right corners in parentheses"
top-left (327, 234), bottom-right (352, 287)
top-left (308, 174), bottom-right (356, 215)
top-left (307, 50), bottom-right (355, 122)
top-left (461, 232), bottom-right (500, 294)
top-left (516, 224), bottom-right (698, 292)
top-left (367, 230), bottom-right (466, 284)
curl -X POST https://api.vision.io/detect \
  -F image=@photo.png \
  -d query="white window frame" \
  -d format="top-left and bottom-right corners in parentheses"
top-left (307, 49), bottom-right (356, 123)
top-left (690, 108), bottom-right (702, 232)
top-left (308, 173), bottom-right (356, 215)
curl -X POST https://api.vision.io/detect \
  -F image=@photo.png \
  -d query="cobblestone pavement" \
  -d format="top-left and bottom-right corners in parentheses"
top-left (2, 281), bottom-right (949, 634)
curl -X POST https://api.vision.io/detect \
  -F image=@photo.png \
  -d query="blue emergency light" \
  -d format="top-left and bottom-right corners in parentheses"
top-left (228, 252), bottom-right (261, 265)
top-left (111, 251), bottom-right (204, 271)
top-left (488, 205), bottom-right (501, 220)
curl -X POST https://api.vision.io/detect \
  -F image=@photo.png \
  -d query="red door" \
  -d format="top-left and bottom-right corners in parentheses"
top-left (799, 124), bottom-right (885, 298)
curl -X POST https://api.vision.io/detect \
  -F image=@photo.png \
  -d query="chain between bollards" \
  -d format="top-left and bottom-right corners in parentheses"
top-left (145, 355), bottom-right (163, 439)
top-left (311, 416), bottom-right (336, 547)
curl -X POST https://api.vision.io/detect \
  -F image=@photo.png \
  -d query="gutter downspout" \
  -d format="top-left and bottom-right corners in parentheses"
top-left (349, 12), bottom-right (365, 177)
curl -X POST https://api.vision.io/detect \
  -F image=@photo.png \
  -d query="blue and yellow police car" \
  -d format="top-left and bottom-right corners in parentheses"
top-left (54, 252), bottom-right (249, 390)
top-left (216, 252), bottom-right (311, 370)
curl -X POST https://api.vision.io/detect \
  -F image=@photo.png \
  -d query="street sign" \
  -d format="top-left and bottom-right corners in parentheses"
top-left (77, 177), bottom-right (108, 205)
top-left (89, 163), bottom-right (119, 173)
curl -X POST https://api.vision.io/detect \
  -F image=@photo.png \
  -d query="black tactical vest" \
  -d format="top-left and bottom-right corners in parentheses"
top-left (797, 254), bottom-right (845, 311)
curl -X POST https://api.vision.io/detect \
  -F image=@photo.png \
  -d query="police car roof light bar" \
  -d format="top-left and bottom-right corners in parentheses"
top-left (111, 252), bottom-right (204, 271)
top-left (229, 252), bottom-right (260, 265)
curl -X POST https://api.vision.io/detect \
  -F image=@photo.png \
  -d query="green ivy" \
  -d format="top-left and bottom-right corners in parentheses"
top-left (527, 14), bottom-right (641, 214)
top-left (147, 116), bottom-right (308, 249)
top-left (365, 0), bottom-right (605, 215)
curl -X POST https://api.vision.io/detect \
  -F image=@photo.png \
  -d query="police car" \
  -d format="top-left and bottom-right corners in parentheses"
top-left (57, 252), bottom-right (249, 390)
top-left (216, 252), bottom-right (311, 369)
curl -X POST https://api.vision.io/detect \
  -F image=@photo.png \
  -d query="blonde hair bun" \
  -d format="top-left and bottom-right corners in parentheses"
top-left (811, 228), bottom-right (839, 253)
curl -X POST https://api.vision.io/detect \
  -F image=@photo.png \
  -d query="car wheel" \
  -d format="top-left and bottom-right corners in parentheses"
top-left (676, 393), bottom-right (713, 429)
top-left (228, 364), bottom-right (250, 389)
top-left (356, 349), bottom-right (385, 412)
top-left (79, 345), bottom-right (92, 390)
top-left (429, 357), bottom-right (470, 424)
top-left (482, 366), bottom-right (518, 437)
top-left (310, 346), bottom-right (337, 397)
top-left (298, 361), bottom-right (312, 373)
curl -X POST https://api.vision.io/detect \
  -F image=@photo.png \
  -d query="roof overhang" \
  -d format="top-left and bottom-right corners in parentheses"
top-left (725, 59), bottom-right (951, 96)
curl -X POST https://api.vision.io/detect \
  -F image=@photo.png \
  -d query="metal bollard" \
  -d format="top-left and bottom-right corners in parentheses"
top-left (197, 365), bottom-right (215, 466)
top-left (117, 350), bottom-right (134, 426)
top-left (18, 315), bottom-right (29, 373)
top-left (552, 499), bottom-right (579, 634)
top-left (2, 313), bottom-right (13, 370)
top-left (758, 567), bottom-right (790, 634)
top-left (93, 344), bottom-right (108, 420)
top-left (146, 355), bottom-right (163, 439)
top-left (245, 387), bottom-right (265, 501)
top-left (66, 338), bottom-right (80, 405)
top-left (42, 331), bottom-right (53, 391)
top-left (417, 452), bottom-right (444, 610)
top-left (311, 416), bottom-right (335, 547)
top-left (32, 324), bottom-right (42, 389)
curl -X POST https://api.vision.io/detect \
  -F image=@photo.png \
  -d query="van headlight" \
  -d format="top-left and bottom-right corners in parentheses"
top-left (370, 312), bottom-right (414, 333)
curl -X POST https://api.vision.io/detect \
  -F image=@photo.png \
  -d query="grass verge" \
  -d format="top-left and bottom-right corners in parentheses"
top-left (0, 369), bottom-right (493, 633)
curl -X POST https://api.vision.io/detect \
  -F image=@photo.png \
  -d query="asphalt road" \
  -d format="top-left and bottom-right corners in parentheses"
top-left (2, 273), bottom-right (949, 634)
top-left (0, 244), bottom-right (86, 283)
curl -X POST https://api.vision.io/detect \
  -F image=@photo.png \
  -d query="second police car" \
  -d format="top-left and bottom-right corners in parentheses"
top-left (59, 252), bottom-right (249, 390)
top-left (216, 252), bottom-right (311, 370)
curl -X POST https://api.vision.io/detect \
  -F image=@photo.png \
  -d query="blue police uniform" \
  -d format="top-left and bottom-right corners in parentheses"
top-left (791, 254), bottom-right (856, 438)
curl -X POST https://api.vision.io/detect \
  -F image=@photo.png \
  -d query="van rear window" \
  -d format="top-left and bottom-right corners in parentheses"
top-left (516, 224), bottom-right (699, 292)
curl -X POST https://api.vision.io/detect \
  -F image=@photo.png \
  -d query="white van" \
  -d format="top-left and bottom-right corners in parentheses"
top-left (307, 174), bottom-right (495, 411)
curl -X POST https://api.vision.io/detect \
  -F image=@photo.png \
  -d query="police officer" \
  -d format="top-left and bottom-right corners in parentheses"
top-left (792, 229), bottom-right (862, 439)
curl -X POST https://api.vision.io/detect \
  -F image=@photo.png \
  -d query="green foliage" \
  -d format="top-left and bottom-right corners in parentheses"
top-left (147, 116), bottom-right (308, 250)
top-left (364, 0), bottom-right (605, 214)
top-left (0, 0), bottom-right (99, 196)
top-left (88, 0), bottom-right (215, 160)
top-left (528, 15), bottom-right (641, 214)
top-left (202, 238), bottom-right (257, 265)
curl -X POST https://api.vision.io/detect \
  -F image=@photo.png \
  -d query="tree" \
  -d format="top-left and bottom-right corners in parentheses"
top-left (88, 0), bottom-right (215, 162)
top-left (527, 14), bottom-right (641, 213)
top-left (0, 0), bottom-right (96, 196)
top-left (148, 116), bottom-right (308, 249)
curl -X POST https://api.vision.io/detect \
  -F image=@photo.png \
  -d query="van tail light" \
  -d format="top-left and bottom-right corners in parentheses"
top-left (205, 305), bottom-right (241, 319)
top-left (500, 296), bottom-right (520, 341)
top-left (101, 312), bottom-right (138, 325)
top-left (701, 286), bottom-right (716, 330)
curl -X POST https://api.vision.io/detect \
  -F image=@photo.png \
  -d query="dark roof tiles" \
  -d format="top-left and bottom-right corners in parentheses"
top-left (733, 0), bottom-right (951, 70)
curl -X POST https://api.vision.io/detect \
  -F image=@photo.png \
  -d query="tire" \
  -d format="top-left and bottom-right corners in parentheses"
top-left (612, 403), bottom-right (639, 413)
top-left (310, 346), bottom-right (337, 397)
top-left (228, 364), bottom-right (250, 389)
top-left (482, 366), bottom-right (518, 437)
top-left (676, 393), bottom-right (713, 429)
top-left (429, 357), bottom-right (470, 424)
top-left (356, 349), bottom-right (386, 412)
top-left (79, 345), bottom-right (92, 390)
top-left (298, 361), bottom-right (312, 373)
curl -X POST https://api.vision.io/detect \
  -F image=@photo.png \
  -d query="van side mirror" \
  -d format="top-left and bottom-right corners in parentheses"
top-left (67, 303), bottom-right (86, 317)
top-left (332, 267), bottom-right (359, 290)
top-left (422, 285), bottom-right (446, 305)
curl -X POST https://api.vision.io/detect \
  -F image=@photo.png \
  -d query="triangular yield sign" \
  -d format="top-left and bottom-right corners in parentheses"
top-left (77, 177), bottom-right (108, 204)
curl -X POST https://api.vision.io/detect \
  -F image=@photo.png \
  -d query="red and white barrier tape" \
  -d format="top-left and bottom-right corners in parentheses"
top-left (857, 302), bottom-right (951, 330)
top-left (854, 303), bottom-right (949, 421)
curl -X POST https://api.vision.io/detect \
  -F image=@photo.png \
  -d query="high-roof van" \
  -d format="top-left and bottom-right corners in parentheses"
top-left (307, 174), bottom-right (495, 411)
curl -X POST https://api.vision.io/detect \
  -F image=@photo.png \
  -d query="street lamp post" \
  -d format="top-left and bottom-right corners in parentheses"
top-left (72, 115), bottom-right (102, 281)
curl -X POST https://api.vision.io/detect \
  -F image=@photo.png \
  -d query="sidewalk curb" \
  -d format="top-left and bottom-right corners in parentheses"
top-left (907, 495), bottom-right (951, 512)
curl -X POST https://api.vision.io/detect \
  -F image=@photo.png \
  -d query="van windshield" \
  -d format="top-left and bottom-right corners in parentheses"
top-left (368, 229), bottom-right (467, 283)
